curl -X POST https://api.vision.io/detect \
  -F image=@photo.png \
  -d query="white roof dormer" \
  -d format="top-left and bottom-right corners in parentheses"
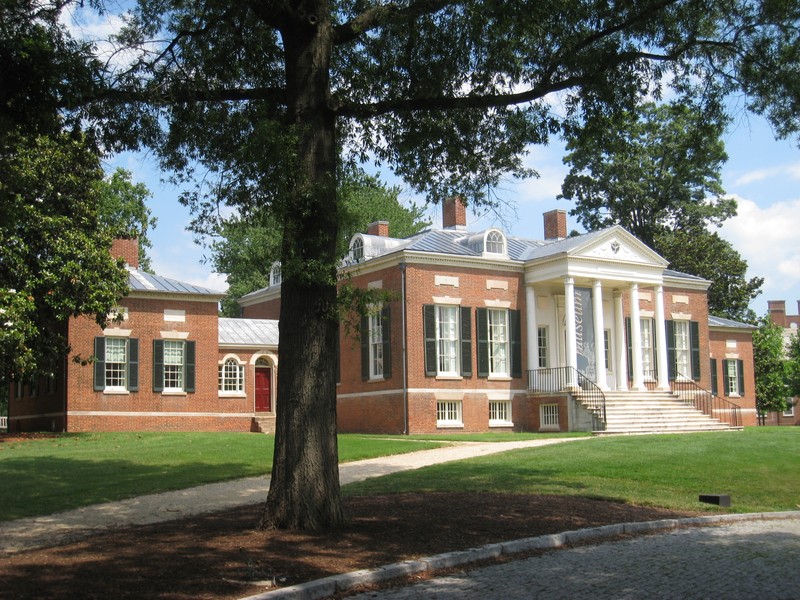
top-left (461, 228), bottom-right (508, 258)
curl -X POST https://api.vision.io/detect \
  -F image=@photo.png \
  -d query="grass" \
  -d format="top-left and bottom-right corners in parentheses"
top-left (344, 428), bottom-right (800, 514)
top-left (3, 428), bottom-right (797, 521)
top-left (0, 432), bottom-right (443, 521)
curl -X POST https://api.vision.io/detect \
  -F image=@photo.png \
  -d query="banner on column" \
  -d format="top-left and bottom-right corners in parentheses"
top-left (574, 287), bottom-right (596, 380)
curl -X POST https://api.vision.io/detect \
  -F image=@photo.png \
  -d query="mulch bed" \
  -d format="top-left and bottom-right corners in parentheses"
top-left (0, 492), bottom-right (700, 600)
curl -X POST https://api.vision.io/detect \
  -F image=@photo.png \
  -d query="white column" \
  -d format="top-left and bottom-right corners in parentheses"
top-left (592, 280), bottom-right (608, 390)
top-left (564, 277), bottom-right (577, 388)
top-left (630, 283), bottom-right (644, 390)
top-left (525, 285), bottom-right (538, 376)
top-left (614, 290), bottom-right (627, 391)
top-left (654, 285), bottom-right (670, 391)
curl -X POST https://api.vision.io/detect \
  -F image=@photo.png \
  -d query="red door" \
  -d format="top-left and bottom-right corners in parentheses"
top-left (255, 367), bottom-right (272, 412)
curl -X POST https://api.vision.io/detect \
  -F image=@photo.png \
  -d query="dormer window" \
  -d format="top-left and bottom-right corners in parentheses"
top-left (485, 230), bottom-right (506, 255)
top-left (270, 262), bottom-right (282, 286)
top-left (351, 237), bottom-right (364, 262)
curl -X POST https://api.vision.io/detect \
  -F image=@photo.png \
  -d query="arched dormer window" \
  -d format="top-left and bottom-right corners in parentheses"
top-left (351, 237), bottom-right (364, 262)
top-left (485, 230), bottom-right (506, 255)
top-left (270, 262), bottom-right (282, 286)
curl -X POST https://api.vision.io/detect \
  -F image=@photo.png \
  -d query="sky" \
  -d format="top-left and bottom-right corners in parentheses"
top-left (107, 111), bottom-right (800, 321)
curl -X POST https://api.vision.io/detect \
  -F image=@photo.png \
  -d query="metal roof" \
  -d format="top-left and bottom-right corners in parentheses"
top-left (218, 318), bottom-right (279, 346)
top-left (708, 315), bottom-right (757, 330)
top-left (127, 266), bottom-right (224, 296)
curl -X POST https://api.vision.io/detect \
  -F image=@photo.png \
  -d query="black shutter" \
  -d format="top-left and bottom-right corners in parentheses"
top-left (460, 306), bottom-right (472, 377)
top-left (710, 358), bottom-right (718, 395)
top-left (153, 340), bottom-right (164, 392)
top-left (666, 320), bottom-right (676, 381)
top-left (510, 309), bottom-right (522, 379)
top-left (737, 359), bottom-right (745, 395)
top-left (128, 338), bottom-right (139, 392)
top-left (690, 321), bottom-right (701, 381)
top-left (185, 341), bottom-right (196, 393)
top-left (93, 337), bottom-right (105, 391)
top-left (625, 318), bottom-right (633, 382)
top-left (381, 306), bottom-right (392, 379)
top-left (723, 359), bottom-right (731, 396)
top-left (423, 305), bottom-right (437, 376)
top-left (360, 313), bottom-right (370, 381)
top-left (476, 308), bottom-right (489, 378)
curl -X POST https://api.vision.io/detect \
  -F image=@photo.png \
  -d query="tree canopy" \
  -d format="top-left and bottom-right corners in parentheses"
top-left (39, 0), bottom-right (800, 529)
top-left (208, 169), bottom-right (428, 317)
top-left (752, 317), bottom-right (790, 416)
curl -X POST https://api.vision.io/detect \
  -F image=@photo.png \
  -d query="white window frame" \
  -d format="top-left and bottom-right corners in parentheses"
top-left (104, 337), bottom-right (128, 391)
top-left (783, 401), bottom-right (795, 418)
top-left (436, 305), bottom-right (460, 376)
top-left (351, 237), bottom-right (364, 262)
top-left (604, 329), bottom-right (611, 371)
top-left (674, 320), bottom-right (691, 379)
top-left (163, 340), bottom-right (185, 392)
top-left (726, 360), bottom-right (740, 398)
top-left (269, 262), bottom-right (282, 286)
top-left (537, 326), bottom-right (549, 368)
top-left (489, 400), bottom-right (513, 426)
top-left (488, 308), bottom-right (509, 376)
top-left (368, 308), bottom-right (384, 380)
top-left (640, 318), bottom-right (655, 379)
top-left (436, 400), bottom-right (463, 427)
top-left (485, 230), bottom-right (506, 255)
top-left (218, 357), bottom-right (245, 395)
top-left (540, 404), bottom-right (560, 429)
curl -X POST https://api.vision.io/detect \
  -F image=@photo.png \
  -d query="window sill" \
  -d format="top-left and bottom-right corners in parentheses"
top-left (539, 426), bottom-right (560, 432)
top-left (435, 374), bottom-right (463, 381)
top-left (161, 391), bottom-right (187, 397)
top-left (489, 421), bottom-right (514, 428)
top-left (368, 376), bottom-right (385, 383)
top-left (102, 389), bottom-right (130, 396)
top-left (436, 422), bottom-right (463, 429)
top-left (488, 375), bottom-right (512, 381)
top-left (219, 392), bottom-right (246, 398)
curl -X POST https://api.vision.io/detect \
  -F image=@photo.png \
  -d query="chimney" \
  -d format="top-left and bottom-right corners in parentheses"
top-left (443, 196), bottom-right (467, 230)
top-left (543, 209), bottom-right (567, 240)
top-left (111, 237), bottom-right (139, 269)
top-left (367, 221), bottom-right (389, 237)
top-left (767, 300), bottom-right (787, 327)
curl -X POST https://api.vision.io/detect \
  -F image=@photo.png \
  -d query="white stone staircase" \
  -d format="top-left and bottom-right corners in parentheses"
top-left (590, 390), bottom-right (739, 435)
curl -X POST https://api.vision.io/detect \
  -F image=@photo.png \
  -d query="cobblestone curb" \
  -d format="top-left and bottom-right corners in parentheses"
top-left (240, 511), bottom-right (800, 600)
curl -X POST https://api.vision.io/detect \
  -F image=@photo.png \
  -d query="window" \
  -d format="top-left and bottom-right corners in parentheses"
top-left (219, 358), bottom-right (244, 393)
top-left (710, 358), bottom-right (719, 395)
top-left (351, 237), bottom-right (364, 262)
top-left (46, 374), bottom-right (56, 395)
top-left (723, 359), bottom-right (744, 397)
top-left (424, 305), bottom-right (471, 377)
top-left (361, 306), bottom-right (391, 380)
top-left (93, 337), bottom-right (139, 392)
top-left (485, 230), bottom-right (506, 254)
top-left (437, 400), bottom-right (462, 426)
top-left (489, 400), bottom-right (512, 426)
top-left (270, 262), bottom-right (282, 286)
top-left (640, 318), bottom-right (655, 379)
top-left (153, 340), bottom-right (196, 393)
top-left (667, 320), bottom-right (701, 380)
top-left (477, 308), bottom-right (522, 378)
top-left (540, 404), bottom-right (559, 429)
top-left (537, 326), bottom-right (549, 368)
top-left (674, 320), bottom-right (690, 378)
top-left (783, 401), bottom-right (795, 418)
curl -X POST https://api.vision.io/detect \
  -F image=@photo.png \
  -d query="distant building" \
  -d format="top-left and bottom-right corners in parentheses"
top-left (764, 300), bottom-right (800, 425)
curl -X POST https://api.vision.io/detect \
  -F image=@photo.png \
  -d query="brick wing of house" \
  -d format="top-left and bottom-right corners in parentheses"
top-left (240, 198), bottom-right (758, 434)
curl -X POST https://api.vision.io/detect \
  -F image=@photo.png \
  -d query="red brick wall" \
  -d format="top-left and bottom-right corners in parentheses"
top-left (65, 294), bottom-right (255, 432)
top-left (708, 329), bottom-right (758, 427)
top-left (242, 298), bottom-right (281, 320)
top-left (111, 238), bottom-right (139, 269)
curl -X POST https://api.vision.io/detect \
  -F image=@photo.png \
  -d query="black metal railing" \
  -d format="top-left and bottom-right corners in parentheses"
top-left (527, 366), bottom-right (606, 431)
top-left (670, 372), bottom-right (742, 428)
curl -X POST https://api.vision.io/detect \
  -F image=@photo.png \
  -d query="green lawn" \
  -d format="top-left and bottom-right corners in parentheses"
top-left (3, 429), bottom-right (797, 522)
top-left (0, 432), bottom-right (443, 521)
top-left (345, 428), bottom-right (800, 514)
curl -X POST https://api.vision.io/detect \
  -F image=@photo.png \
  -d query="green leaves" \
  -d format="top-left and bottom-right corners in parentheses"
top-left (753, 317), bottom-right (790, 415)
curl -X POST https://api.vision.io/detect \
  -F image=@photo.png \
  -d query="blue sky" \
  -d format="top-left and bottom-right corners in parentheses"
top-left (108, 111), bottom-right (800, 321)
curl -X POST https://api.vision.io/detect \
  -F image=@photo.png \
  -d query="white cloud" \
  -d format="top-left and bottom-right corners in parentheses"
top-left (734, 162), bottom-right (800, 186)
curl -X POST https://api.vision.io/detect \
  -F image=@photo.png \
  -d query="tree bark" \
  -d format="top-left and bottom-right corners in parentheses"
top-left (261, 1), bottom-right (344, 530)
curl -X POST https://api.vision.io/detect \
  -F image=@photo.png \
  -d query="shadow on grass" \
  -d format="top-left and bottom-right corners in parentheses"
top-left (0, 455), bottom-right (259, 521)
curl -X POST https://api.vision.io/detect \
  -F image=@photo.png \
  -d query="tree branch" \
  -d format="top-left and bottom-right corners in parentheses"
top-left (333, 0), bottom-right (458, 45)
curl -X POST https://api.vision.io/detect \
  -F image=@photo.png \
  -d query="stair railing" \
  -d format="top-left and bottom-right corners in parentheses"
top-left (670, 372), bottom-right (742, 428)
top-left (527, 366), bottom-right (606, 431)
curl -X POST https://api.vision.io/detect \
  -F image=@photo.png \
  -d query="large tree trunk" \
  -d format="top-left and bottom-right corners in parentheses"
top-left (261, 2), bottom-right (344, 530)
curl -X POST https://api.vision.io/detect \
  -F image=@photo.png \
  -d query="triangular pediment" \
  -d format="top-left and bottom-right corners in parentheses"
top-left (571, 227), bottom-right (668, 267)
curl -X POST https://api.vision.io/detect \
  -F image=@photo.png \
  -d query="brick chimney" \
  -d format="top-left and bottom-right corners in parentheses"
top-left (367, 221), bottom-right (389, 237)
top-left (543, 209), bottom-right (567, 240)
top-left (111, 237), bottom-right (139, 269)
top-left (767, 300), bottom-right (787, 327)
top-left (443, 196), bottom-right (467, 230)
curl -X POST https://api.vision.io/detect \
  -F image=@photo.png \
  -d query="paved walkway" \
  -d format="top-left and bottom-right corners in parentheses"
top-left (344, 516), bottom-right (800, 600)
top-left (0, 437), bottom-right (584, 554)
